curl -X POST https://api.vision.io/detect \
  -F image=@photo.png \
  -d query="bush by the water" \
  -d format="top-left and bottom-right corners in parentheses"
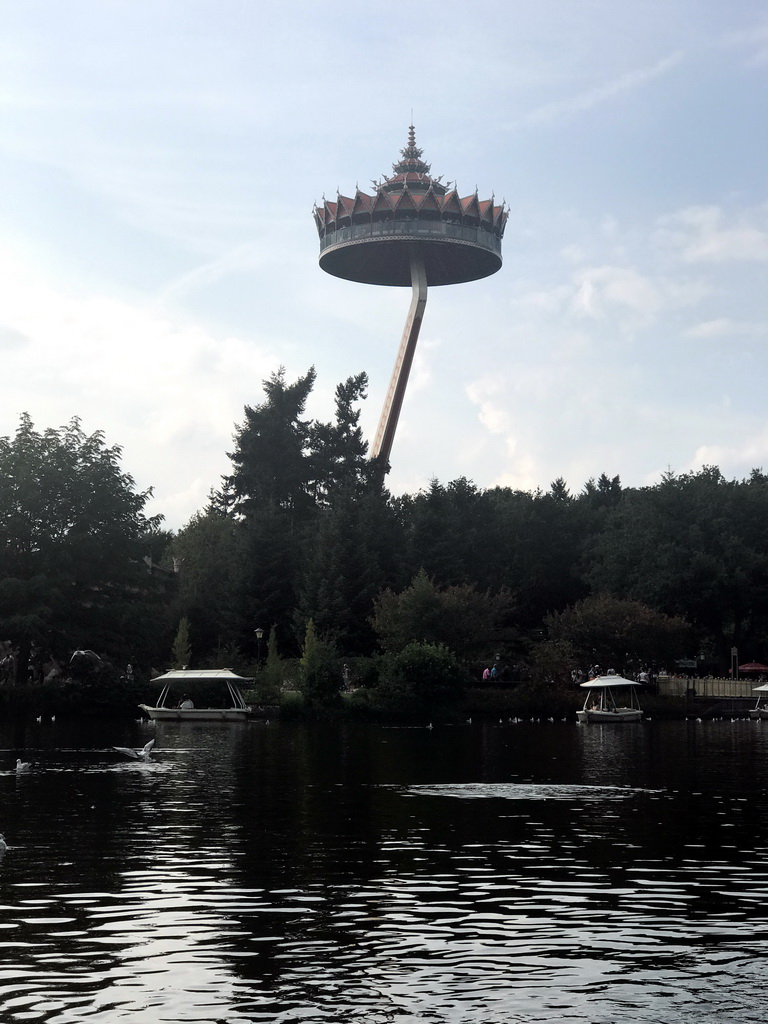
top-left (367, 641), bottom-right (466, 715)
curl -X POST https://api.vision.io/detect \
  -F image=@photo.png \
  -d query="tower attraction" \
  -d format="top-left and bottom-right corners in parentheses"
top-left (313, 127), bottom-right (507, 464)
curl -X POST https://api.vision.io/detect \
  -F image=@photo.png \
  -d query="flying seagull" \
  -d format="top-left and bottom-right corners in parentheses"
top-left (113, 739), bottom-right (155, 761)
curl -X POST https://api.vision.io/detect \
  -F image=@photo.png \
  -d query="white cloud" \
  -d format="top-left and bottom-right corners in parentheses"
top-left (465, 377), bottom-right (514, 436)
top-left (492, 458), bottom-right (540, 493)
top-left (510, 51), bottom-right (683, 128)
top-left (687, 432), bottom-right (768, 476)
top-left (684, 318), bottom-right (768, 339)
top-left (0, 246), bottom-right (274, 526)
top-left (722, 19), bottom-right (768, 65)
top-left (657, 205), bottom-right (768, 263)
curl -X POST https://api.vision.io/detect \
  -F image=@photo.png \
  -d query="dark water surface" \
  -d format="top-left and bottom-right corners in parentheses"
top-left (1, 717), bottom-right (768, 1023)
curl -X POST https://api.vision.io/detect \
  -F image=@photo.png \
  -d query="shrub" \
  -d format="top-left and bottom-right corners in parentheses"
top-left (370, 641), bottom-right (466, 715)
top-left (299, 620), bottom-right (342, 708)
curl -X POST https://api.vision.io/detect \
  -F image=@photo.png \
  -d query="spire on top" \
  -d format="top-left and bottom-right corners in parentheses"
top-left (392, 124), bottom-right (431, 177)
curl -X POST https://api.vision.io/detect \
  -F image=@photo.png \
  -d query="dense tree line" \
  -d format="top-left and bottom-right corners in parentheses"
top-left (168, 368), bottom-right (768, 681)
top-left (3, 371), bottom-right (768, 713)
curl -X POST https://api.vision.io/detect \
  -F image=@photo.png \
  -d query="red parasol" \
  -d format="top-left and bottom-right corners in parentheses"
top-left (738, 662), bottom-right (768, 672)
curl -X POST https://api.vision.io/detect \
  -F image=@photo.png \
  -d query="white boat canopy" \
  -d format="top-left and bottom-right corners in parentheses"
top-left (146, 668), bottom-right (254, 713)
top-left (150, 669), bottom-right (254, 684)
top-left (580, 674), bottom-right (639, 689)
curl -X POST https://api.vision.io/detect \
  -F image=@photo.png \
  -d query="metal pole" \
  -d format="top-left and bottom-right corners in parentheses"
top-left (371, 252), bottom-right (428, 464)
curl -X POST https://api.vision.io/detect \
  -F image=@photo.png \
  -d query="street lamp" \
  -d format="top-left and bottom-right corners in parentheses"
top-left (255, 627), bottom-right (264, 671)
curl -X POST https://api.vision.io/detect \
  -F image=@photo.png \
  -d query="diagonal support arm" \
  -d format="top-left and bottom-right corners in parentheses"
top-left (371, 253), bottom-right (428, 464)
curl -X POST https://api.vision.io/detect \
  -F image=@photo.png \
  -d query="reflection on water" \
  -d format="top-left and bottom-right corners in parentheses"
top-left (0, 718), bottom-right (767, 1021)
top-left (404, 782), bottom-right (661, 800)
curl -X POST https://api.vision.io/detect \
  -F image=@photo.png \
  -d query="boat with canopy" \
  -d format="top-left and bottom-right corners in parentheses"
top-left (139, 668), bottom-right (253, 721)
top-left (749, 682), bottom-right (768, 720)
top-left (577, 671), bottom-right (644, 723)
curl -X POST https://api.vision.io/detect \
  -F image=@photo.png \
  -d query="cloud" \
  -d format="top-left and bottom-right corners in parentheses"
top-left (684, 318), bottom-right (768, 339)
top-left (0, 245), bottom-right (274, 527)
top-left (509, 51), bottom-right (683, 128)
top-left (571, 266), bottom-right (662, 324)
top-left (157, 242), bottom-right (278, 303)
top-left (657, 205), bottom-right (768, 263)
top-left (465, 377), bottom-right (514, 436)
top-left (0, 325), bottom-right (29, 350)
top-left (722, 18), bottom-right (768, 65)
top-left (519, 264), bottom-right (706, 334)
top-left (687, 432), bottom-right (768, 476)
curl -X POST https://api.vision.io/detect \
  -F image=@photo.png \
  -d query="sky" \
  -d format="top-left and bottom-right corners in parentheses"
top-left (1, 1), bottom-right (767, 529)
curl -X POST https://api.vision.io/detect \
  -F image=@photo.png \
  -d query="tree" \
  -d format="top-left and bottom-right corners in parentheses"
top-left (171, 616), bottom-right (192, 669)
top-left (545, 594), bottom-right (692, 672)
top-left (581, 473), bottom-right (623, 509)
top-left (0, 414), bottom-right (163, 678)
top-left (171, 508), bottom-right (245, 657)
top-left (299, 619), bottom-right (341, 708)
top-left (372, 641), bottom-right (466, 714)
top-left (549, 477), bottom-right (572, 501)
top-left (371, 568), bottom-right (513, 661)
top-left (295, 488), bottom-right (397, 655)
top-left (257, 624), bottom-right (283, 703)
top-left (224, 367), bottom-right (376, 656)
top-left (399, 477), bottom-right (493, 587)
top-left (228, 366), bottom-right (317, 519)
top-left (586, 467), bottom-right (768, 666)
top-left (307, 373), bottom-right (373, 507)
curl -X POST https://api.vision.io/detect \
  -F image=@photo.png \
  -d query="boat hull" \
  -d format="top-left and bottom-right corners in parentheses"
top-left (139, 705), bottom-right (249, 722)
top-left (577, 709), bottom-right (643, 723)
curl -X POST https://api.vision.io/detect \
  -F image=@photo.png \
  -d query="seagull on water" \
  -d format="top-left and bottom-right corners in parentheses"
top-left (0, 834), bottom-right (6, 853)
top-left (15, 759), bottom-right (31, 773)
top-left (113, 739), bottom-right (155, 760)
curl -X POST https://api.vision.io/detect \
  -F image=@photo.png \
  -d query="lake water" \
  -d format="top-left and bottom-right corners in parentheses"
top-left (1, 716), bottom-right (767, 1023)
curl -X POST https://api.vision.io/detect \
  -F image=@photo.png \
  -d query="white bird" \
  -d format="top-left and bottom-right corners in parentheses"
top-left (113, 739), bottom-right (155, 760)
top-left (0, 834), bottom-right (6, 853)
top-left (15, 759), bottom-right (31, 773)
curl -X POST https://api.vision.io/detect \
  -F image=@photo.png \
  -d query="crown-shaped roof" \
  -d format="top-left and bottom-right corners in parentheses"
top-left (377, 125), bottom-right (448, 196)
top-left (313, 127), bottom-right (507, 287)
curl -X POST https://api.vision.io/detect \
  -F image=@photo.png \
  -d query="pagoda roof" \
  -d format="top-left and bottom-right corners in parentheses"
top-left (312, 126), bottom-right (509, 280)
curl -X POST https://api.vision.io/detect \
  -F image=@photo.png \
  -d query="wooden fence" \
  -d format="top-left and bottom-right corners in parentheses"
top-left (657, 676), bottom-right (760, 698)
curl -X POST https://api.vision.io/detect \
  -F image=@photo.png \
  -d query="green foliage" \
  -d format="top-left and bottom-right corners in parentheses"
top-left (171, 509), bottom-right (244, 654)
top-left (307, 372), bottom-right (373, 506)
top-left (371, 568), bottom-right (513, 660)
top-left (0, 413), bottom-right (164, 676)
top-left (13, 374), bottom-right (768, 710)
top-left (171, 616), bottom-right (192, 669)
top-left (586, 467), bottom-right (768, 662)
top-left (370, 641), bottom-right (465, 714)
top-left (545, 594), bottom-right (692, 672)
top-left (256, 625), bottom-right (283, 703)
top-left (50, 656), bottom-right (140, 716)
top-left (228, 366), bottom-right (317, 518)
top-left (299, 619), bottom-right (341, 708)
top-left (296, 488), bottom-right (396, 655)
top-left (528, 638), bottom-right (579, 686)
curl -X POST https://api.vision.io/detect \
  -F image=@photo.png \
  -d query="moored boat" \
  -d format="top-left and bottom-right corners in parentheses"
top-left (577, 671), bottom-right (644, 723)
top-left (749, 683), bottom-right (768, 720)
top-left (139, 668), bottom-right (253, 721)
